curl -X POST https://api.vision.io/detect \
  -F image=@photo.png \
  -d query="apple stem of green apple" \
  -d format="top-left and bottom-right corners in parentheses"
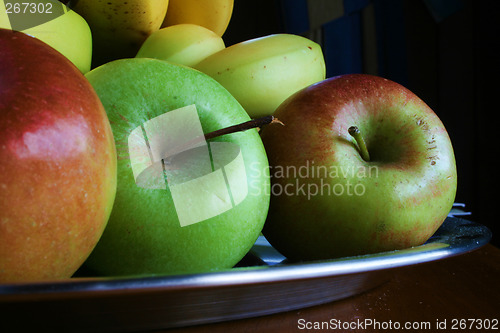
top-left (204, 115), bottom-right (284, 141)
top-left (348, 126), bottom-right (370, 162)
top-left (168, 116), bottom-right (283, 155)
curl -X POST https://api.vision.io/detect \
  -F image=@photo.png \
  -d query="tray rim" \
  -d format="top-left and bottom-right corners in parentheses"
top-left (0, 215), bottom-right (492, 302)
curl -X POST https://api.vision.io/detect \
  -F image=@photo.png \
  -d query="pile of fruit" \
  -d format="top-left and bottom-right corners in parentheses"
top-left (0, 0), bottom-right (457, 283)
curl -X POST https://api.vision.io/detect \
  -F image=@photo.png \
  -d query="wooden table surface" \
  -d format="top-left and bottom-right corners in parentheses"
top-left (163, 244), bottom-right (500, 333)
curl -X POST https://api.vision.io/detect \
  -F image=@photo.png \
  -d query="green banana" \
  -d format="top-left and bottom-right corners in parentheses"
top-left (136, 23), bottom-right (225, 67)
top-left (195, 34), bottom-right (326, 117)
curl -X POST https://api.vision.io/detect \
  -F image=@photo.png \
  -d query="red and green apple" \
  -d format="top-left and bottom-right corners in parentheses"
top-left (260, 74), bottom-right (457, 260)
top-left (0, 29), bottom-right (117, 283)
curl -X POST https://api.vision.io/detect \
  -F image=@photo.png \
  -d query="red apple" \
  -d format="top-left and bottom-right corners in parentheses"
top-left (0, 29), bottom-right (117, 282)
top-left (260, 74), bottom-right (457, 260)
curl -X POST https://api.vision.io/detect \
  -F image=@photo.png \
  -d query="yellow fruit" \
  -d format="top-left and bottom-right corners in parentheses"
top-left (0, 0), bottom-right (92, 73)
top-left (195, 34), bottom-right (326, 118)
top-left (136, 24), bottom-right (225, 67)
top-left (71, 0), bottom-right (169, 67)
top-left (162, 0), bottom-right (233, 36)
top-left (0, 3), bottom-right (7, 25)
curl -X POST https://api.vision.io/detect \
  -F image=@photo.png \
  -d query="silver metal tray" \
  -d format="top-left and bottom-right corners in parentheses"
top-left (0, 211), bottom-right (492, 333)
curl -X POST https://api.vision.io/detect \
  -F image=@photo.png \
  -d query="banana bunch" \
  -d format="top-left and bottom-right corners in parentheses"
top-left (69, 0), bottom-right (234, 68)
top-left (195, 34), bottom-right (326, 117)
top-left (69, 0), bottom-right (170, 67)
top-left (67, 0), bottom-right (325, 118)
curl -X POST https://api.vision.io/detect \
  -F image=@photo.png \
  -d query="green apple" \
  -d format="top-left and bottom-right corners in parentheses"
top-left (259, 74), bottom-right (457, 260)
top-left (0, 29), bottom-right (116, 283)
top-left (0, 0), bottom-right (92, 73)
top-left (136, 23), bottom-right (226, 67)
top-left (83, 58), bottom-right (270, 276)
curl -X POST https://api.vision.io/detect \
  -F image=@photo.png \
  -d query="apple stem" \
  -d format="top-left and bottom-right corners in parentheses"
top-left (205, 115), bottom-right (284, 141)
top-left (168, 116), bottom-right (283, 155)
top-left (348, 126), bottom-right (370, 162)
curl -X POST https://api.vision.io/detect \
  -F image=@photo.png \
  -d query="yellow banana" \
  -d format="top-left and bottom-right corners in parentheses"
top-left (70, 0), bottom-right (169, 67)
top-left (0, 0), bottom-right (92, 73)
top-left (195, 34), bottom-right (326, 118)
top-left (161, 0), bottom-right (233, 36)
top-left (136, 24), bottom-right (225, 67)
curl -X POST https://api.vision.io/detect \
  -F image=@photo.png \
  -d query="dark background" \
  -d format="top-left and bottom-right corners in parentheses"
top-left (224, 0), bottom-right (499, 246)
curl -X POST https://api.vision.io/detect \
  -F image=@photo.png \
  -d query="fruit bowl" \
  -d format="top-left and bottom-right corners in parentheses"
top-left (0, 205), bottom-right (491, 333)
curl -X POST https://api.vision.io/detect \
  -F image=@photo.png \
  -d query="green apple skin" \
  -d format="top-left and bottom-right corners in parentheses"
top-left (0, 29), bottom-right (116, 282)
top-left (84, 58), bottom-right (270, 276)
top-left (0, 1), bottom-right (92, 73)
top-left (259, 74), bottom-right (457, 260)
